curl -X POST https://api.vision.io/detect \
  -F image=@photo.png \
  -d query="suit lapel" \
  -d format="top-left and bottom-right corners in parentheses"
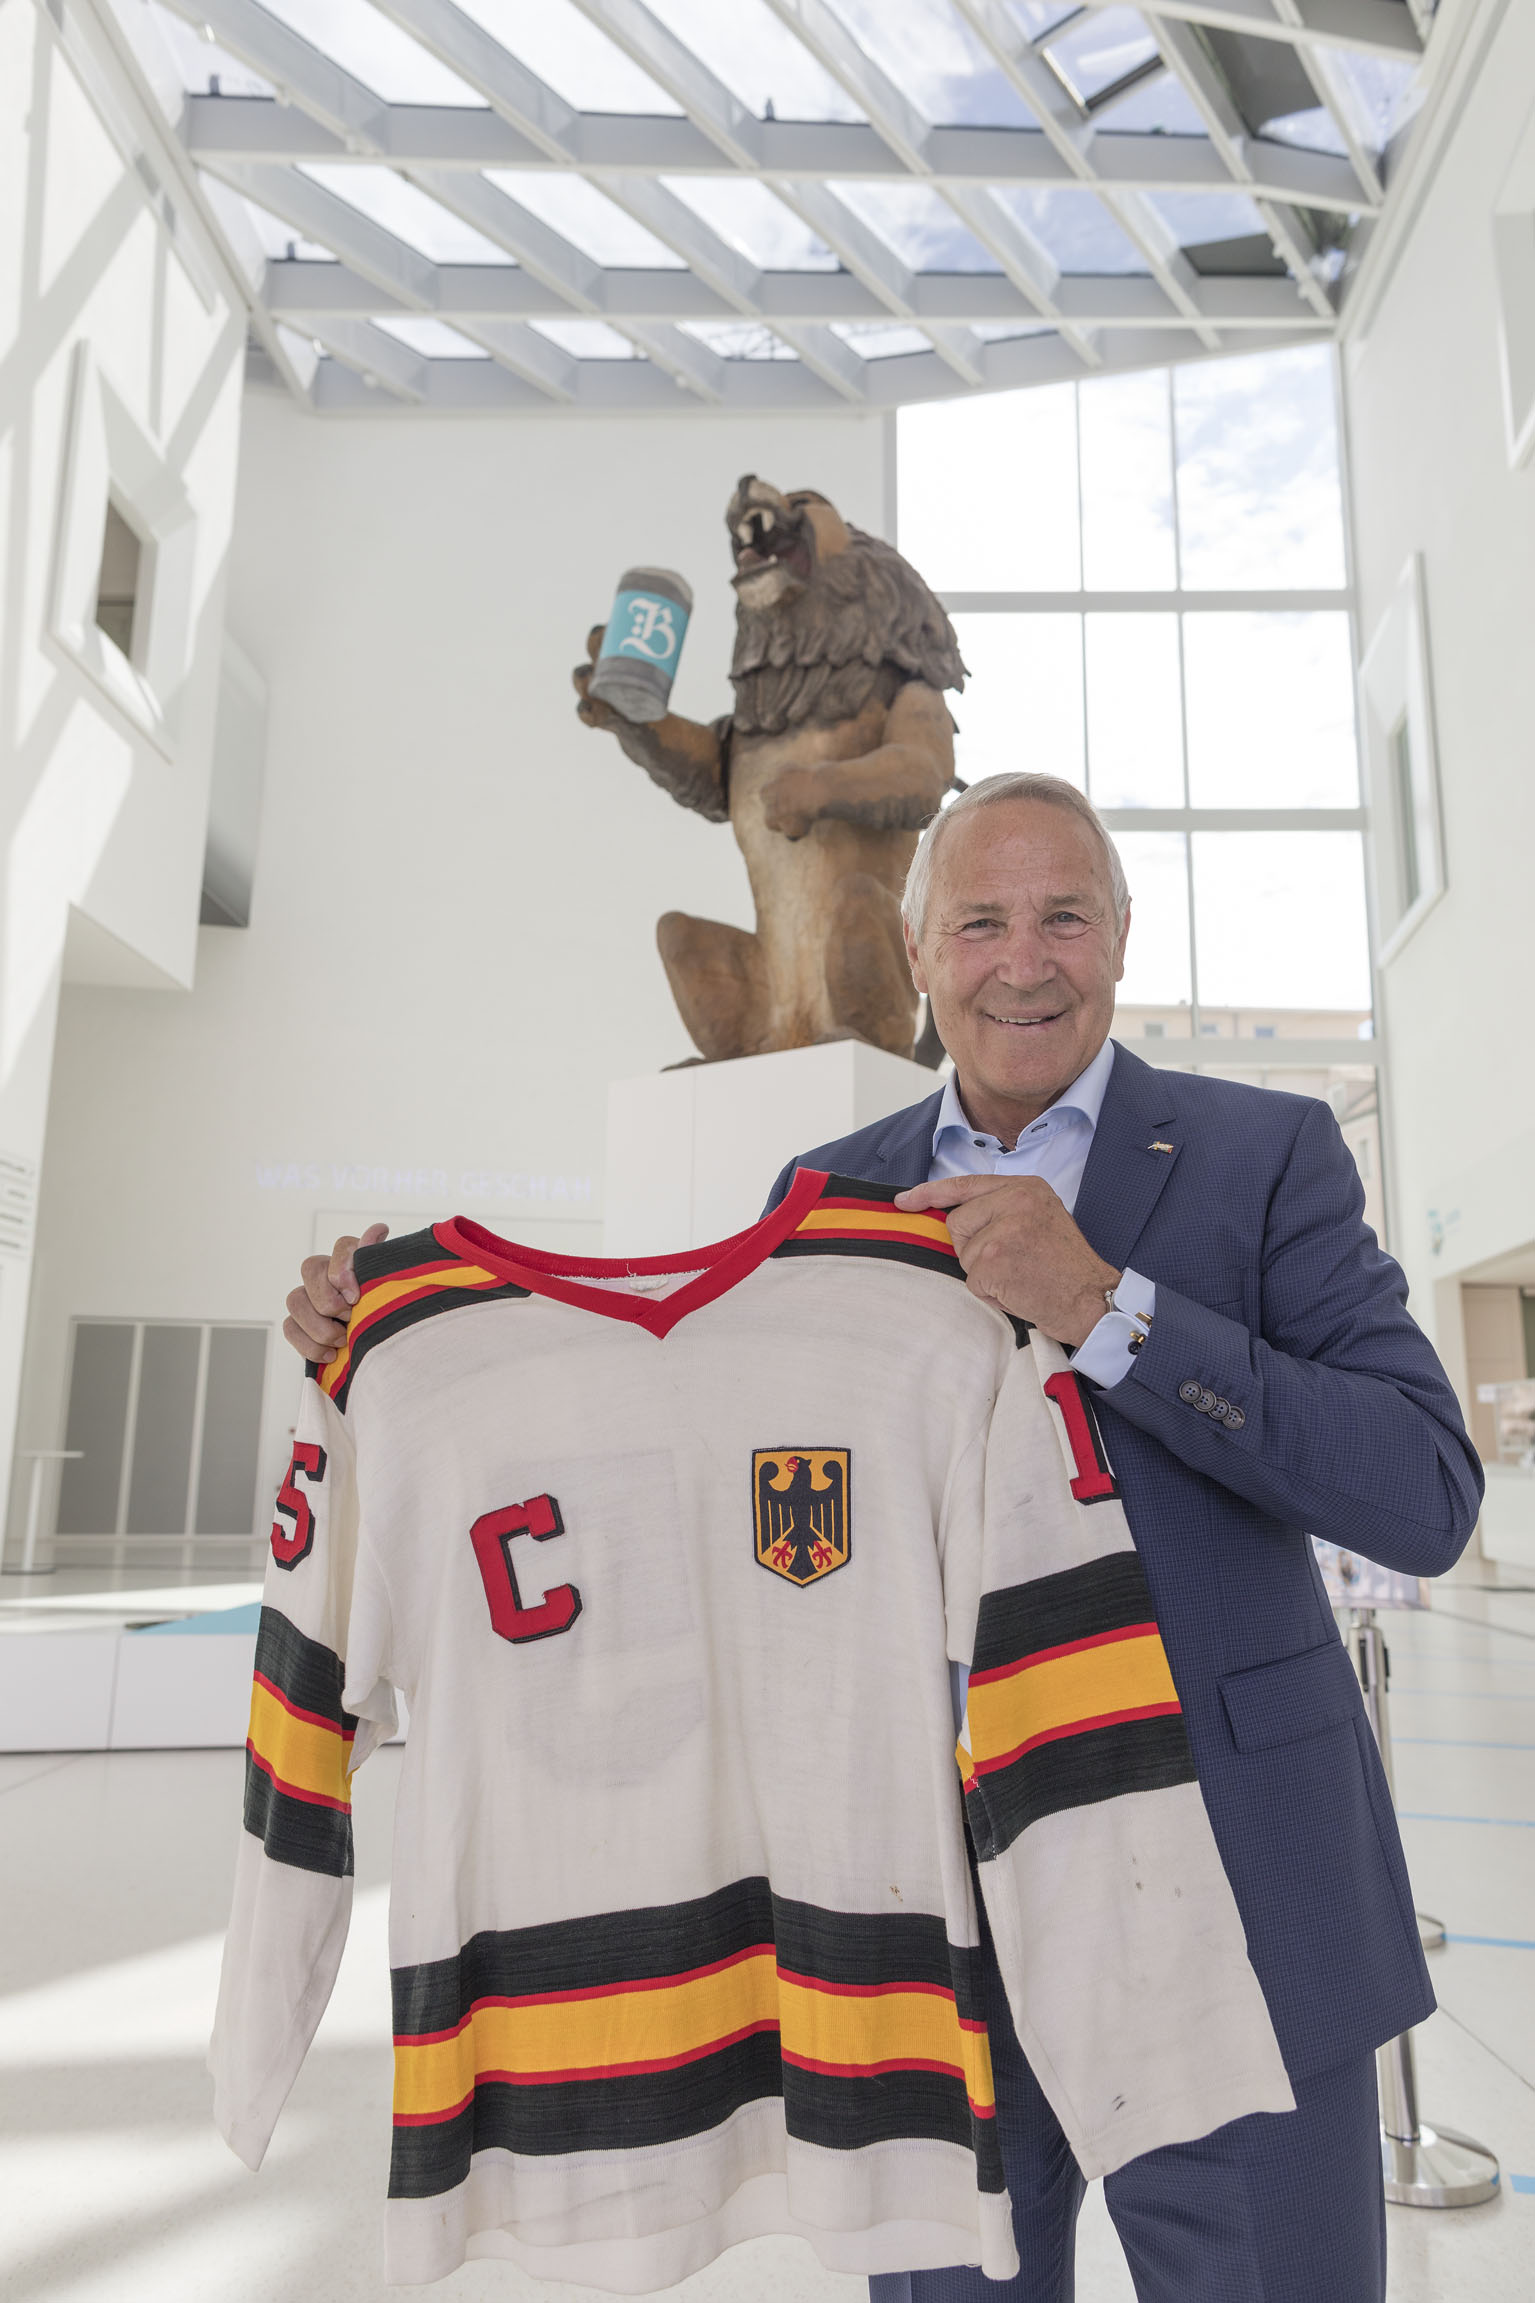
top-left (1073, 1043), bottom-right (1184, 1272)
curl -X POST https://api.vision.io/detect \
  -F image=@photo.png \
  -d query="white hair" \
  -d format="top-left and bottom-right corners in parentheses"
top-left (902, 773), bottom-right (1130, 941)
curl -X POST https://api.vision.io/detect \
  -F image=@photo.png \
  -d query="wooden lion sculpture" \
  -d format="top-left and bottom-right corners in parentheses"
top-left (574, 475), bottom-right (966, 1064)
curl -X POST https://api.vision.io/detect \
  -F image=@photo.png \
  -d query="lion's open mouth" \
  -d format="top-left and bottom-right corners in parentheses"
top-left (732, 503), bottom-right (814, 586)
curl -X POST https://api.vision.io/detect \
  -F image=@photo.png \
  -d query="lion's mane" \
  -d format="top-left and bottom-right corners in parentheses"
top-left (729, 526), bottom-right (966, 738)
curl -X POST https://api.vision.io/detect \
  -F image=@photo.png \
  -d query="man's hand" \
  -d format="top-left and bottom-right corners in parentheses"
top-left (894, 1176), bottom-right (1120, 1347)
top-left (283, 1224), bottom-right (389, 1364)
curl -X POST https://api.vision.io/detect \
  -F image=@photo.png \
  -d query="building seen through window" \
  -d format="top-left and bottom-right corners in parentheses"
top-left (898, 344), bottom-right (1382, 1234)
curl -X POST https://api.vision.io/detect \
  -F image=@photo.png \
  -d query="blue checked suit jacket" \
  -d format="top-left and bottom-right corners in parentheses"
top-left (764, 1040), bottom-right (1483, 2079)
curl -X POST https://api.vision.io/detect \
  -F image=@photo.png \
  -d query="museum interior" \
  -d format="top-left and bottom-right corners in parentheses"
top-left (3, 0), bottom-right (1535, 2297)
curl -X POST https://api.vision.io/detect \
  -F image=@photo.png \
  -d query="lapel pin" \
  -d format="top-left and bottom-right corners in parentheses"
top-left (1148, 1140), bottom-right (1175, 1154)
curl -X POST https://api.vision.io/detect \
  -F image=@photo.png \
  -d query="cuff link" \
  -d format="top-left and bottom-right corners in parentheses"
top-left (1102, 1282), bottom-right (1154, 1357)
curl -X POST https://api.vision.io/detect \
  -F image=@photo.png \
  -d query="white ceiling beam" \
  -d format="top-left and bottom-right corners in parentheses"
top-left (448, 318), bottom-right (579, 400)
top-left (760, 0), bottom-right (932, 174)
top-left (1077, 0), bottom-right (1422, 59)
top-left (405, 167), bottom-right (603, 308)
top-left (367, 0), bottom-right (580, 159)
top-left (939, 183), bottom-right (1101, 366)
top-left (1146, 18), bottom-right (1335, 319)
top-left (614, 323), bottom-right (727, 401)
top-left (157, 0), bottom-right (391, 150)
top-left (561, 0), bottom-right (762, 168)
top-left (952, 0), bottom-right (1221, 350)
top-left (177, 99), bottom-right (1376, 217)
top-left (306, 318), bottom-right (429, 401)
top-left (202, 158), bottom-right (441, 308)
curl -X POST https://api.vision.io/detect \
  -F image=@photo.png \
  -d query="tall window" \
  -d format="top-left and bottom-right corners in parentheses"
top-left (898, 345), bottom-right (1381, 1236)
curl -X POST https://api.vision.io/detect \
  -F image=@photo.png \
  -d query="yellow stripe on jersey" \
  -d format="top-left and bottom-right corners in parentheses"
top-left (965, 1631), bottom-right (1180, 1776)
top-left (248, 1674), bottom-right (354, 1809)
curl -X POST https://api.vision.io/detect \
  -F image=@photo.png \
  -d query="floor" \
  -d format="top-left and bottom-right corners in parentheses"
top-left (0, 1570), bottom-right (1531, 2302)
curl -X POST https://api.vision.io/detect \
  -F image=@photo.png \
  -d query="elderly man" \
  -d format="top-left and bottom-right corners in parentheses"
top-left (286, 772), bottom-right (1480, 2303)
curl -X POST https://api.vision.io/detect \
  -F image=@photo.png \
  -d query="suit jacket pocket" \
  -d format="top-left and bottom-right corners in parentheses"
top-left (1220, 1639), bottom-right (1363, 1754)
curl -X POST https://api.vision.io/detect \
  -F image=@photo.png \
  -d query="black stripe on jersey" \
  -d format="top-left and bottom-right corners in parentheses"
top-left (326, 1273), bottom-right (531, 1413)
top-left (388, 2044), bottom-right (1002, 2201)
top-left (392, 1879), bottom-right (974, 2038)
top-left (772, 1234), bottom-right (962, 1280)
top-left (965, 1714), bottom-right (1197, 1863)
top-left (351, 1227), bottom-right (452, 1284)
top-left (251, 1605), bottom-right (358, 1728)
top-left (970, 1553), bottom-right (1162, 1678)
top-left (243, 1749), bottom-right (354, 1877)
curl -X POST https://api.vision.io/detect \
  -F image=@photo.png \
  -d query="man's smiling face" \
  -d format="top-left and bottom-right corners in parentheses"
top-left (905, 797), bottom-right (1129, 1144)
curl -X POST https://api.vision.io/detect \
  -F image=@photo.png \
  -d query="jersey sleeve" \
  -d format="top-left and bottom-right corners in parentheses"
top-left (209, 1372), bottom-right (395, 2170)
top-left (955, 1331), bottom-right (1294, 2179)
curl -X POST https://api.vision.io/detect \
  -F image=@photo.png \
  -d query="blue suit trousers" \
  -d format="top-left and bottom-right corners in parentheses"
top-left (871, 1921), bottom-right (1385, 2303)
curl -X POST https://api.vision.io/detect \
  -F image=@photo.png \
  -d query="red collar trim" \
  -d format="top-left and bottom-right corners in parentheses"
top-left (435, 1167), bottom-right (827, 1340)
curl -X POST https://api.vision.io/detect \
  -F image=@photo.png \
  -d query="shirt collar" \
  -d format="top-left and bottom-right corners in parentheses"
top-left (932, 1037), bottom-right (1117, 1153)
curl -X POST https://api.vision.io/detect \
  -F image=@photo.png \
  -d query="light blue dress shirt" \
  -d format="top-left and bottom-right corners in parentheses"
top-left (928, 1038), bottom-right (1156, 1389)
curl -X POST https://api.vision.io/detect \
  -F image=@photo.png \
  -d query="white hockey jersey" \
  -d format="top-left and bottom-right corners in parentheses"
top-left (210, 1170), bottom-right (1290, 2289)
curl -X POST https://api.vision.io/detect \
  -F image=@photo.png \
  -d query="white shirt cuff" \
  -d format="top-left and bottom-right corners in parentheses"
top-left (1072, 1269), bottom-right (1157, 1390)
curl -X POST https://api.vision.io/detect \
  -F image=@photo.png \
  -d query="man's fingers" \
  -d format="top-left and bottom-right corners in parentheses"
top-left (285, 1286), bottom-right (346, 1351)
top-left (894, 1175), bottom-right (1020, 1213)
top-left (283, 1314), bottom-right (336, 1365)
top-left (586, 623), bottom-right (605, 664)
top-left (300, 1249), bottom-right (353, 1320)
top-left (326, 1222), bottom-right (388, 1308)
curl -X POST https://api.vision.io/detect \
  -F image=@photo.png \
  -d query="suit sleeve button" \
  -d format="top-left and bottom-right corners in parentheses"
top-left (1223, 1406), bottom-right (1246, 1430)
top-left (1197, 1388), bottom-right (1219, 1415)
top-left (1178, 1379), bottom-right (1202, 1405)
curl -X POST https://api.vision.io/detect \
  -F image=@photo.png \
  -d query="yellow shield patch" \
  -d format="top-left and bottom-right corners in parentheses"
top-left (753, 1450), bottom-right (851, 1587)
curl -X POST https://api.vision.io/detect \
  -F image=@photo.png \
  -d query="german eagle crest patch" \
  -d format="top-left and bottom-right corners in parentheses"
top-left (753, 1450), bottom-right (850, 1586)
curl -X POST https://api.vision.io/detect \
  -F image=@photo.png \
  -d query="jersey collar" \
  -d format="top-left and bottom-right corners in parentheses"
top-left (435, 1165), bottom-right (826, 1341)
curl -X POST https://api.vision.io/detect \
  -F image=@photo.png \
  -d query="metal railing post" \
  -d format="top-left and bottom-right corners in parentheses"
top-left (1348, 1606), bottom-right (1499, 2208)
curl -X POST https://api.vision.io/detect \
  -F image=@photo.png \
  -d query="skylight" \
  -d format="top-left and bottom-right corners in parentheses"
top-left (299, 166), bottom-right (515, 264)
top-left (831, 182), bottom-right (1002, 273)
top-left (662, 178), bottom-right (841, 271)
top-left (648, 0), bottom-right (865, 121)
top-left (455, 0), bottom-right (684, 114)
top-left (826, 0), bottom-right (1036, 128)
top-left (989, 187), bottom-right (1151, 276)
top-left (258, 0), bottom-right (486, 106)
top-left (484, 173), bottom-right (688, 268)
top-left (152, 0), bottom-right (1428, 411)
top-left (372, 317), bottom-right (492, 358)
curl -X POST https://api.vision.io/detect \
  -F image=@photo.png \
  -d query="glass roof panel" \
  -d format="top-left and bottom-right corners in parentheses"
top-left (825, 0), bottom-right (1036, 127)
top-left (1006, 0), bottom-right (1089, 41)
top-left (647, 0), bottom-right (865, 121)
top-left (831, 321), bottom-right (934, 359)
top-left (679, 320), bottom-right (800, 359)
top-left (529, 318), bottom-right (644, 358)
top-left (257, 0), bottom-right (487, 105)
top-left (661, 178), bottom-right (841, 270)
top-left (240, 199), bottom-right (337, 265)
top-left (1043, 8), bottom-right (1158, 104)
top-left (372, 316), bottom-right (491, 358)
top-left (1260, 109), bottom-right (1349, 160)
top-left (484, 171), bottom-right (687, 266)
top-left (1332, 53), bottom-right (1421, 151)
top-left (972, 320), bottom-right (1054, 341)
top-left (1093, 75), bottom-right (1207, 136)
top-left (455, 0), bottom-right (684, 113)
top-left (989, 186), bottom-right (1150, 274)
top-left (830, 182), bottom-right (1002, 272)
top-left (148, 6), bottom-right (274, 96)
top-left (299, 165), bottom-right (516, 263)
top-left (1147, 191), bottom-right (1269, 247)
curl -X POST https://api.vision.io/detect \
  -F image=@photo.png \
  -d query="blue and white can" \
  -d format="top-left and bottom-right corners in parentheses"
top-left (589, 566), bottom-right (693, 724)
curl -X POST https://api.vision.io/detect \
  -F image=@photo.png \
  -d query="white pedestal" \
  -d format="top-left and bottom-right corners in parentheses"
top-left (605, 1042), bottom-right (938, 1256)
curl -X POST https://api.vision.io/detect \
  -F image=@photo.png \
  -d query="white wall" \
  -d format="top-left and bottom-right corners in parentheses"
top-left (1344, 0), bottom-right (1535, 1373)
top-left (0, 0), bottom-right (247, 1551)
top-left (22, 390), bottom-right (885, 1560)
